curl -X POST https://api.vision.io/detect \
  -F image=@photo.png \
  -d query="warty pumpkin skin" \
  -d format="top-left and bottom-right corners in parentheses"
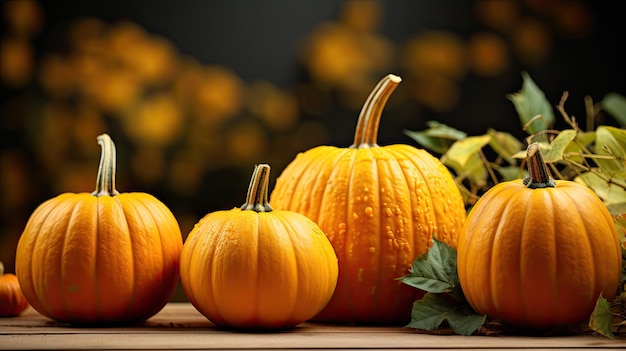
top-left (270, 74), bottom-right (466, 324)
top-left (180, 164), bottom-right (338, 330)
top-left (15, 134), bottom-right (183, 324)
top-left (457, 143), bottom-right (622, 330)
top-left (0, 261), bottom-right (29, 317)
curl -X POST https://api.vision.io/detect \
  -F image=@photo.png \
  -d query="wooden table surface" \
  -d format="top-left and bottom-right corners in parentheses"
top-left (1, 302), bottom-right (624, 350)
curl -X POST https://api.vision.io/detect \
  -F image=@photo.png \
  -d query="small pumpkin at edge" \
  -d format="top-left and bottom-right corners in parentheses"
top-left (0, 261), bottom-right (29, 317)
top-left (457, 142), bottom-right (622, 330)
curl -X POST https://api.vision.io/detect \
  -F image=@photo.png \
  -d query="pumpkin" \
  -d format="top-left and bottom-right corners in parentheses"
top-left (0, 261), bottom-right (29, 317)
top-left (15, 134), bottom-right (183, 324)
top-left (179, 163), bottom-right (338, 329)
top-left (269, 74), bottom-right (466, 324)
top-left (457, 142), bottom-right (622, 329)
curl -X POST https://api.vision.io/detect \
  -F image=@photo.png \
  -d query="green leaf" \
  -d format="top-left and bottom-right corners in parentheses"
top-left (400, 238), bottom-right (459, 293)
top-left (494, 165), bottom-right (526, 181)
top-left (595, 126), bottom-right (626, 175)
top-left (423, 121), bottom-right (468, 140)
top-left (507, 71), bottom-right (555, 137)
top-left (511, 130), bottom-right (577, 162)
top-left (588, 295), bottom-right (615, 339)
top-left (607, 203), bottom-right (626, 217)
top-left (445, 152), bottom-right (489, 189)
top-left (443, 135), bottom-right (491, 169)
top-left (541, 129), bottom-right (577, 163)
top-left (487, 128), bottom-right (524, 161)
top-left (602, 93), bottom-right (626, 126)
top-left (405, 121), bottom-right (467, 154)
top-left (574, 171), bottom-right (626, 206)
top-left (563, 131), bottom-right (596, 164)
top-left (405, 130), bottom-right (450, 154)
top-left (407, 293), bottom-right (487, 336)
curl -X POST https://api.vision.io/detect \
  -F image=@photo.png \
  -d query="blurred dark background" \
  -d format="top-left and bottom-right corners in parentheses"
top-left (2, 0), bottom-right (624, 301)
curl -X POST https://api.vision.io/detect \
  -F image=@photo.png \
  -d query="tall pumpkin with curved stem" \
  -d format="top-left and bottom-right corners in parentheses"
top-left (457, 143), bottom-right (622, 330)
top-left (180, 164), bottom-right (338, 330)
top-left (15, 134), bottom-right (183, 324)
top-left (270, 74), bottom-right (466, 324)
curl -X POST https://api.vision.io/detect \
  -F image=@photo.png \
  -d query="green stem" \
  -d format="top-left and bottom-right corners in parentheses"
top-left (351, 74), bottom-right (401, 148)
top-left (241, 164), bottom-right (273, 212)
top-left (92, 134), bottom-right (120, 197)
top-left (523, 142), bottom-right (555, 189)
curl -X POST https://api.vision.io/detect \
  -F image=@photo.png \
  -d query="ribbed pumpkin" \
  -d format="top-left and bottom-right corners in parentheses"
top-left (457, 142), bottom-right (622, 329)
top-left (180, 164), bottom-right (338, 329)
top-left (270, 74), bottom-right (466, 324)
top-left (0, 261), bottom-right (29, 317)
top-left (15, 134), bottom-right (183, 324)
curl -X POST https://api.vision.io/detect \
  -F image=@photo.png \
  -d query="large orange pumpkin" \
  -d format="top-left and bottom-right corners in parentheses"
top-left (180, 164), bottom-right (338, 329)
top-left (457, 142), bottom-right (622, 329)
top-left (15, 134), bottom-right (183, 324)
top-left (270, 74), bottom-right (466, 324)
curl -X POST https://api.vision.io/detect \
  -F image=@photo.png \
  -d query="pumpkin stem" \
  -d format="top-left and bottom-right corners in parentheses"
top-left (0, 261), bottom-right (4, 276)
top-left (523, 142), bottom-right (556, 189)
top-left (92, 133), bottom-right (120, 197)
top-left (241, 163), bottom-right (273, 212)
top-left (351, 74), bottom-right (402, 148)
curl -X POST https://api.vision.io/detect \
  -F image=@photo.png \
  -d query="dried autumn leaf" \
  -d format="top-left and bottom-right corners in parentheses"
top-left (589, 295), bottom-right (615, 339)
top-left (507, 71), bottom-right (554, 137)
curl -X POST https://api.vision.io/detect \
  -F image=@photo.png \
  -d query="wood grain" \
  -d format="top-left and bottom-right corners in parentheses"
top-left (1, 303), bottom-right (624, 350)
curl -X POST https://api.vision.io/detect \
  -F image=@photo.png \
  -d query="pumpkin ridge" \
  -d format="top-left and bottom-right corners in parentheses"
top-left (369, 149), bottom-right (383, 320)
top-left (19, 198), bottom-right (56, 318)
top-left (253, 212), bottom-right (263, 324)
top-left (60, 196), bottom-right (91, 321)
top-left (273, 148), bottom-right (331, 210)
top-left (48, 197), bottom-right (80, 321)
top-left (212, 212), bottom-right (249, 325)
top-left (94, 195), bottom-right (103, 321)
top-left (310, 149), bottom-right (357, 320)
top-left (547, 188), bottom-right (565, 326)
top-left (373, 147), bottom-right (411, 318)
top-left (208, 213), bottom-right (237, 321)
top-left (182, 214), bottom-right (213, 318)
top-left (381, 152), bottom-right (404, 286)
top-left (386, 146), bottom-right (426, 251)
top-left (389, 146), bottom-right (436, 251)
top-left (517, 189), bottom-right (536, 327)
top-left (494, 186), bottom-right (531, 323)
top-left (342, 149), bottom-right (361, 319)
top-left (469, 184), bottom-right (514, 315)
top-left (561, 185), bottom-right (616, 303)
top-left (552, 187), bottom-right (593, 321)
top-left (115, 196), bottom-right (141, 320)
top-left (278, 212), bottom-right (301, 321)
top-left (311, 148), bottom-right (352, 221)
top-left (133, 194), bottom-right (179, 317)
top-left (465, 183), bottom-right (516, 317)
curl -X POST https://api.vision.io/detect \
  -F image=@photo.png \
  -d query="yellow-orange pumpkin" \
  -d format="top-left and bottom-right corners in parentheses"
top-left (0, 261), bottom-right (29, 317)
top-left (15, 134), bottom-right (183, 324)
top-left (180, 164), bottom-right (338, 329)
top-left (270, 74), bottom-right (466, 324)
top-left (457, 142), bottom-right (622, 329)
